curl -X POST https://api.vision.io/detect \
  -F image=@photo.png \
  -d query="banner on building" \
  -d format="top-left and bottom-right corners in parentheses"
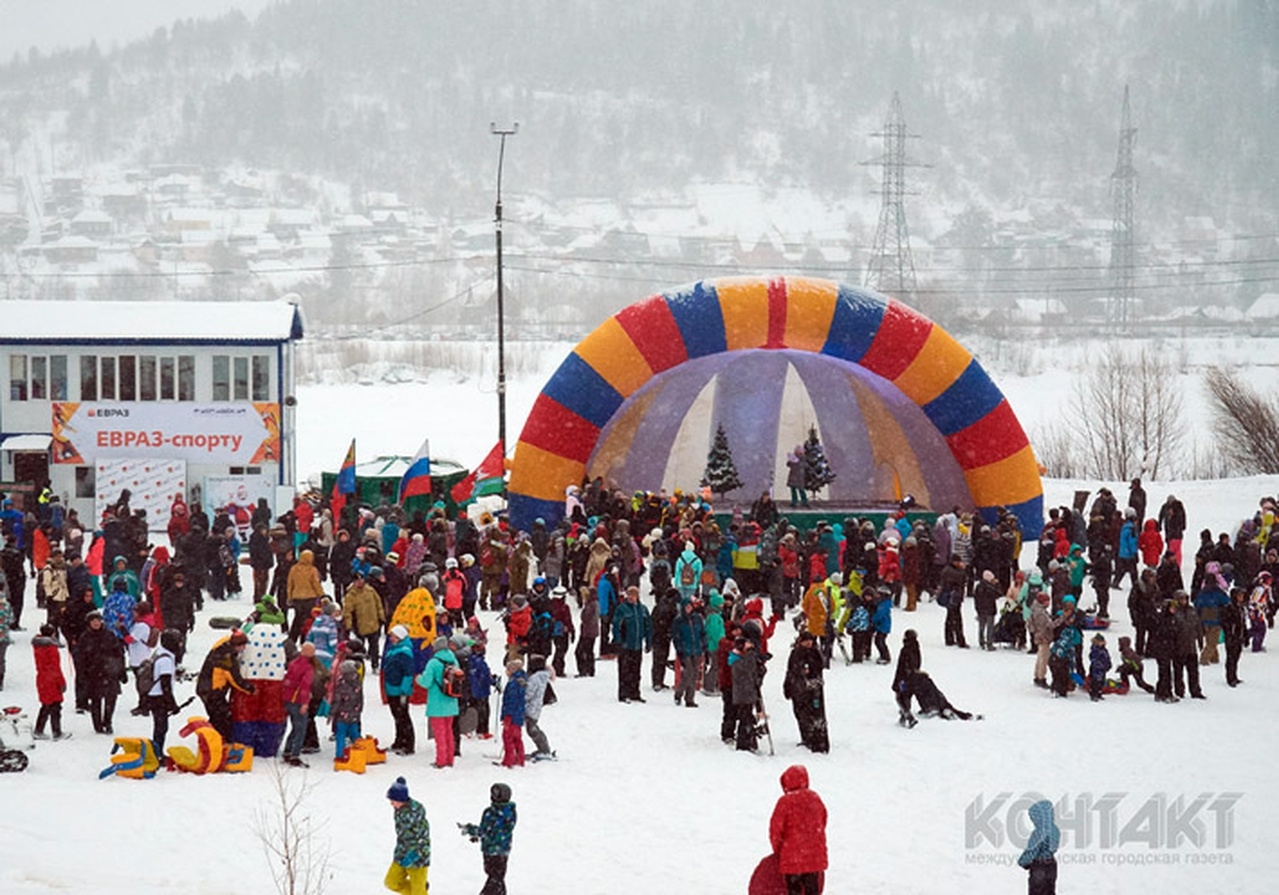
top-left (203, 474), bottom-right (275, 539)
top-left (53, 402), bottom-right (281, 466)
top-left (95, 458), bottom-right (186, 532)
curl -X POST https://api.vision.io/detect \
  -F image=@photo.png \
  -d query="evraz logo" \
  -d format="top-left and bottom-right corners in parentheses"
top-left (965, 792), bottom-right (1243, 851)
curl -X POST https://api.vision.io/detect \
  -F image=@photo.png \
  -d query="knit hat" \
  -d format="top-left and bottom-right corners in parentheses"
top-left (491, 782), bottom-right (512, 804)
top-left (1092, 633), bottom-right (1106, 644)
top-left (432, 635), bottom-right (449, 652)
top-left (389, 624), bottom-right (409, 641)
top-left (229, 629), bottom-right (248, 646)
top-left (506, 658), bottom-right (524, 673)
top-left (387, 776), bottom-right (410, 802)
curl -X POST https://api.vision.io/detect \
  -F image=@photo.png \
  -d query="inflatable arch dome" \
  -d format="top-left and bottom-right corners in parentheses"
top-left (508, 276), bottom-right (1042, 536)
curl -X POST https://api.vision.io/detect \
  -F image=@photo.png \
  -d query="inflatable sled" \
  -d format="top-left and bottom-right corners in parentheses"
top-left (748, 853), bottom-right (824, 895)
top-left (100, 737), bottom-right (161, 780)
top-left (334, 736), bottom-right (387, 774)
top-left (167, 717), bottom-right (254, 774)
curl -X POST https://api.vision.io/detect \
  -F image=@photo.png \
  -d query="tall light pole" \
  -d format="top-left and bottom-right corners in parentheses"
top-left (491, 122), bottom-right (518, 463)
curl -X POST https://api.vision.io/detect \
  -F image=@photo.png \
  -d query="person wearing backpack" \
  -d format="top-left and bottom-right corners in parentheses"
top-left (146, 628), bottom-right (182, 752)
top-left (673, 543), bottom-right (702, 603)
top-left (548, 586), bottom-right (575, 678)
top-left (418, 636), bottom-right (460, 768)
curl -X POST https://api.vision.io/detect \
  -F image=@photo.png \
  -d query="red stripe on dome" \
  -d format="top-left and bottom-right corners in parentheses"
top-left (766, 277), bottom-right (787, 348)
top-left (944, 400), bottom-right (1030, 469)
top-left (615, 295), bottom-right (688, 373)
top-left (519, 393), bottom-right (601, 464)
top-left (858, 300), bottom-right (933, 382)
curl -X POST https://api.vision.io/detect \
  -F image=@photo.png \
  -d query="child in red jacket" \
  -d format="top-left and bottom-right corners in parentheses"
top-left (33, 624), bottom-right (70, 740)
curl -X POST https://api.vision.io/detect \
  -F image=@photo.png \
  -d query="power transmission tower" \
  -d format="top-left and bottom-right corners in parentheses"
top-left (1109, 85), bottom-right (1138, 325)
top-left (863, 92), bottom-right (929, 301)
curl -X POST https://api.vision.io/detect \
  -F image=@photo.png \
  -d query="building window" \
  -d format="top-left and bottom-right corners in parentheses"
top-left (50, 355), bottom-right (67, 400)
top-left (159, 357), bottom-right (175, 400)
top-left (118, 355), bottom-right (136, 401)
top-left (139, 356), bottom-right (157, 401)
top-left (178, 355), bottom-right (195, 401)
top-left (9, 354), bottom-right (27, 401)
top-left (100, 357), bottom-right (116, 400)
top-left (31, 356), bottom-right (47, 400)
top-left (80, 355), bottom-right (98, 401)
top-left (212, 355), bottom-right (230, 401)
top-left (252, 355), bottom-right (270, 401)
top-left (75, 466), bottom-right (95, 499)
top-left (233, 356), bottom-right (249, 401)
top-left (246, 466), bottom-right (262, 475)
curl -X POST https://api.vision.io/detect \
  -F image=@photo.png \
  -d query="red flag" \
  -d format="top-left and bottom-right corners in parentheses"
top-left (451, 442), bottom-right (505, 504)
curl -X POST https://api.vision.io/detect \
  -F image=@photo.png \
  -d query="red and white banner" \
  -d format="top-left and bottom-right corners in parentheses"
top-left (95, 458), bottom-right (187, 531)
top-left (52, 402), bottom-right (281, 465)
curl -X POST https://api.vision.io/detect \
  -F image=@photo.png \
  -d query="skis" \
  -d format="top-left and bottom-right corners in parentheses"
top-left (836, 637), bottom-right (853, 666)
top-left (756, 695), bottom-right (775, 756)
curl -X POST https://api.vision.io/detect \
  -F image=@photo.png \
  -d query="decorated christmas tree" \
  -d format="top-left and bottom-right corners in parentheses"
top-left (803, 424), bottom-right (836, 493)
top-left (700, 422), bottom-right (744, 498)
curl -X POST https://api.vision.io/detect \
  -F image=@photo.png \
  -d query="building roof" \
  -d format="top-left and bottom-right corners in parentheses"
top-left (0, 299), bottom-right (304, 344)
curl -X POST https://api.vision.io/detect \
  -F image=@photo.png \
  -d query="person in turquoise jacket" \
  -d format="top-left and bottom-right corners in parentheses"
top-left (416, 636), bottom-right (459, 768)
top-left (702, 591), bottom-right (726, 695)
top-left (105, 556), bottom-right (141, 599)
top-left (872, 586), bottom-right (893, 664)
top-left (382, 626), bottom-right (417, 755)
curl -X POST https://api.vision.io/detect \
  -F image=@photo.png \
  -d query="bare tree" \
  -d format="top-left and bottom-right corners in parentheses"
top-left (254, 761), bottom-right (333, 895)
top-left (1068, 344), bottom-right (1184, 479)
top-left (1203, 365), bottom-right (1279, 474)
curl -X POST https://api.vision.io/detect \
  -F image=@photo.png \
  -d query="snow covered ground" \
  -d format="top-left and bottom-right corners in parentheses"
top-left (6, 352), bottom-right (1279, 893)
top-left (3, 474), bottom-right (1276, 894)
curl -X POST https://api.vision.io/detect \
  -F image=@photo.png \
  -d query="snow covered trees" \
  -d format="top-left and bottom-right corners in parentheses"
top-left (802, 426), bottom-right (836, 494)
top-left (701, 423), bottom-right (744, 499)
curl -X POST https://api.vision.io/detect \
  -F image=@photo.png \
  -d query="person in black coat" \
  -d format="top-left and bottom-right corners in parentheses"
top-left (249, 524), bottom-right (274, 599)
top-left (893, 629), bottom-right (922, 727)
top-left (1127, 478), bottom-right (1147, 523)
top-left (1148, 600), bottom-right (1180, 703)
top-left (784, 630), bottom-right (828, 752)
top-left (79, 610), bottom-right (127, 733)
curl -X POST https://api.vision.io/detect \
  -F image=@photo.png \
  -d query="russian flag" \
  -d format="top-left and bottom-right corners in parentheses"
top-left (397, 439), bottom-right (432, 504)
top-left (331, 439), bottom-right (357, 524)
top-left (450, 441), bottom-right (505, 504)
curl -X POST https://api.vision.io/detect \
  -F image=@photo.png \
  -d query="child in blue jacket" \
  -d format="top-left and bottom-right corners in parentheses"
top-left (461, 783), bottom-right (518, 895)
top-left (1087, 633), bottom-right (1111, 701)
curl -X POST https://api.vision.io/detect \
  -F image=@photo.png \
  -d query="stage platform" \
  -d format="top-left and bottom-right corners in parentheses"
top-left (712, 503), bottom-right (937, 535)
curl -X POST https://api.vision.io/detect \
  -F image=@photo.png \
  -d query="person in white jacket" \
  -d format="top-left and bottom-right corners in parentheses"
top-left (523, 653), bottom-right (555, 759)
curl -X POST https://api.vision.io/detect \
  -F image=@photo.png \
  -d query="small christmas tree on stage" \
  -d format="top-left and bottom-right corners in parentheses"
top-left (701, 422), bottom-right (744, 499)
top-left (803, 424), bottom-right (836, 494)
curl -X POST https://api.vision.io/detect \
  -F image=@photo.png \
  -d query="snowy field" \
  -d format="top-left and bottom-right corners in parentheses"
top-left (4, 474), bottom-right (1277, 893)
top-left (6, 352), bottom-right (1279, 893)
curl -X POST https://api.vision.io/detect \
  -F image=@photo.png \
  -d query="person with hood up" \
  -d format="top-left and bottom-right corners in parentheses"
top-left (892, 629), bottom-right (922, 727)
top-left (32, 623), bottom-right (70, 740)
top-left (105, 554), bottom-right (141, 599)
top-left (1194, 562), bottom-right (1230, 665)
top-left (1138, 518), bottom-right (1164, 569)
top-left (461, 782), bottom-right (518, 895)
top-left (287, 549), bottom-right (326, 642)
top-left (418, 635), bottom-right (460, 768)
top-left (784, 630), bottom-right (828, 751)
top-left (1017, 799), bottom-right (1060, 894)
top-left (330, 657), bottom-right (364, 761)
top-left (523, 653), bottom-right (554, 759)
top-left (79, 608), bottom-right (127, 733)
top-left (768, 764), bottom-right (827, 895)
top-left (673, 542), bottom-right (703, 602)
top-left (385, 776), bottom-right (431, 895)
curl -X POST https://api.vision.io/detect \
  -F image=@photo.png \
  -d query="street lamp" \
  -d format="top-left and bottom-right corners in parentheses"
top-left (491, 122), bottom-right (518, 464)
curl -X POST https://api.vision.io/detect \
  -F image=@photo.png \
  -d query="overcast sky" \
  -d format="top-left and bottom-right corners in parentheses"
top-left (0, 0), bottom-right (275, 61)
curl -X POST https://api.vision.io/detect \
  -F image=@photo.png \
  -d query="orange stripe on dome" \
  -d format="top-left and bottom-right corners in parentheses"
top-left (716, 277), bottom-right (771, 350)
top-left (573, 317), bottom-right (654, 398)
top-left (963, 444), bottom-right (1042, 507)
top-left (892, 325), bottom-right (973, 406)
top-left (508, 441), bottom-right (587, 503)
top-left (781, 277), bottom-right (839, 352)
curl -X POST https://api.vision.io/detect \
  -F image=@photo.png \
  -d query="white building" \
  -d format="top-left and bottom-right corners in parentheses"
top-left (1, 299), bottom-right (303, 530)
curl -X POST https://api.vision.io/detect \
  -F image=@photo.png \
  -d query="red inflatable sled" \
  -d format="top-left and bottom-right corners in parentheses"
top-left (748, 854), bottom-right (824, 895)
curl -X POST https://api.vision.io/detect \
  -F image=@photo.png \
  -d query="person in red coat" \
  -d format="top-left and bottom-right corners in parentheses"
top-left (33, 624), bottom-right (69, 739)
top-left (1138, 519), bottom-right (1164, 569)
top-left (769, 764), bottom-right (827, 895)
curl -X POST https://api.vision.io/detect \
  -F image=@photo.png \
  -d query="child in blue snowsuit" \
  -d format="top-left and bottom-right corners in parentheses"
top-left (1087, 633), bottom-right (1111, 701)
